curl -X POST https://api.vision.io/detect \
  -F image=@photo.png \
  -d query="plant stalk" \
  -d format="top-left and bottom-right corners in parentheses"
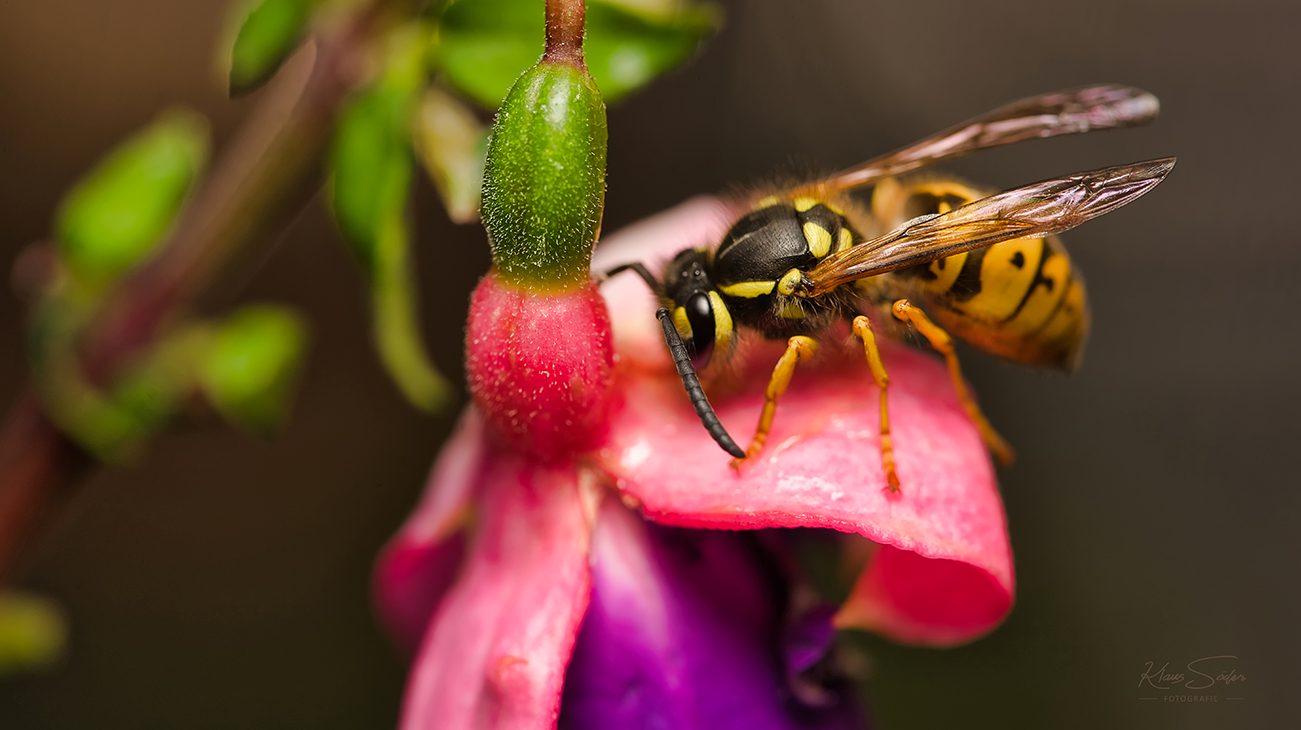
top-left (0, 0), bottom-right (397, 583)
top-left (543, 0), bottom-right (586, 66)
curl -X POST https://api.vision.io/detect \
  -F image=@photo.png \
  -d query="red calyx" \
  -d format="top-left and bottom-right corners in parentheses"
top-left (465, 272), bottom-right (614, 460)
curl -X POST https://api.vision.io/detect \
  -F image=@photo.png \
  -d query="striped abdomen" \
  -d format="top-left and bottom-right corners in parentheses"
top-left (872, 176), bottom-right (1090, 370)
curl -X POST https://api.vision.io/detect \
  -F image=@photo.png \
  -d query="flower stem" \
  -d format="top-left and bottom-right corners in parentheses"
top-left (0, 0), bottom-right (401, 584)
top-left (544, 0), bottom-right (587, 67)
top-left (0, 390), bottom-right (90, 583)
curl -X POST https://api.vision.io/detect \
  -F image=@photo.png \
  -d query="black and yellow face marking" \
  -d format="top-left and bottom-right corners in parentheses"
top-left (660, 248), bottom-right (737, 368)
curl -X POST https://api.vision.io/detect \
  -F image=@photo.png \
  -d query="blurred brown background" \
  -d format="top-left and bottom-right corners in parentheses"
top-left (1, 0), bottom-right (1298, 728)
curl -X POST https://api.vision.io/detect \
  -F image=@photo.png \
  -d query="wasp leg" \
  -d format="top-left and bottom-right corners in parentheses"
top-left (731, 336), bottom-right (819, 469)
top-left (891, 299), bottom-right (1016, 466)
top-left (596, 261), bottom-right (658, 290)
top-left (851, 316), bottom-right (901, 491)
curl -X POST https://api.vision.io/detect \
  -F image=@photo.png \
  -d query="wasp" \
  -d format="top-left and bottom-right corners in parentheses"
top-left (600, 84), bottom-right (1174, 491)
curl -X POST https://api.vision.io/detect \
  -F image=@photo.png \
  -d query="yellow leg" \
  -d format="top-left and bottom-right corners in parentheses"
top-left (891, 299), bottom-right (1015, 466)
top-left (852, 316), bottom-right (901, 492)
top-left (731, 336), bottom-right (818, 469)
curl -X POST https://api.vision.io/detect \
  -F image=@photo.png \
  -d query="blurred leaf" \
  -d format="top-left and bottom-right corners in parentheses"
top-left (56, 110), bottom-right (209, 284)
top-left (330, 23), bottom-right (453, 413)
top-left (199, 305), bottom-right (310, 434)
top-left (585, 1), bottom-right (718, 100)
top-left (413, 85), bottom-right (488, 223)
top-left (228, 0), bottom-right (313, 96)
top-left (330, 24), bottom-right (427, 267)
top-left (435, 0), bottom-right (719, 108)
top-left (430, 0), bottom-right (537, 108)
top-left (33, 302), bottom-right (302, 460)
top-left (0, 591), bottom-right (67, 677)
top-left (31, 340), bottom-right (160, 462)
top-left (371, 212), bottom-right (454, 412)
top-left (34, 321), bottom-right (210, 462)
top-left (330, 84), bottom-right (415, 269)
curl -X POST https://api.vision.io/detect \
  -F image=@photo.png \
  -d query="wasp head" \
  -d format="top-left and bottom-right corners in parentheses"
top-left (661, 248), bottom-right (734, 368)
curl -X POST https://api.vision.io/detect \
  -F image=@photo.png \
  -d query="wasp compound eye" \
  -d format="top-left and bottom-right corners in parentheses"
top-left (684, 292), bottom-right (716, 368)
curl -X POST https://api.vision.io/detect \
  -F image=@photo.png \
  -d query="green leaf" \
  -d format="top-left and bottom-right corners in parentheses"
top-left (330, 85), bottom-right (416, 269)
top-left (39, 322), bottom-right (210, 461)
top-left (228, 0), bottom-right (313, 96)
top-left (585, 1), bottom-right (718, 100)
top-left (55, 110), bottom-right (209, 283)
top-left (481, 61), bottom-right (607, 288)
top-left (0, 591), bottom-right (67, 677)
top-left (329, 23), bottom-right (453, 413)
top-left (435, 0), bottom-right (719, 108)
top-left (329, 23), bottom-right (427, 268)
top-left (412, 85), bottom-right (488, 224)
top-left (371, 212), bottom-right (454, 412)
top-left (199, 305), bottom-right (310, 434)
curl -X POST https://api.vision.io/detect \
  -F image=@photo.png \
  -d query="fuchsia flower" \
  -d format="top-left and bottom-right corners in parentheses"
top-left (375, 197), bottom-right (1014, 729)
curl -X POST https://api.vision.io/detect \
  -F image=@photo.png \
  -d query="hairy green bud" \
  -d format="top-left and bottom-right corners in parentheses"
top-left (480, 60), bottom-right (607, 289)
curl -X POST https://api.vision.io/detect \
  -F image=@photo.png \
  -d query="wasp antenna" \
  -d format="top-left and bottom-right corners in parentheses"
top-left (598, 262), bottom-right (659, 291)
top-left (655, 307), bottom-right (746, 459)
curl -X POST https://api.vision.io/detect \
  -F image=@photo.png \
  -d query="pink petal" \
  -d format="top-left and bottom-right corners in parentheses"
top-left (592, 197), bottom-right (1014, 646)
top-left (835, 542), bottom-right (1011, 646)
top-left (399, 455), bottom-right (599, 730)
top-left (374, 408), bottom-right (488, 653)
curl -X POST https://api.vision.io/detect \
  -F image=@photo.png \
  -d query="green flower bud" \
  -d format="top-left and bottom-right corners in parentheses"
top-left (480, 60), bottom-right (607, 289)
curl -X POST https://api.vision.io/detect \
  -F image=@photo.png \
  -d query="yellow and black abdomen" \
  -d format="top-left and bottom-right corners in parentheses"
top-left (872, 176), bottom-right (1090, 371)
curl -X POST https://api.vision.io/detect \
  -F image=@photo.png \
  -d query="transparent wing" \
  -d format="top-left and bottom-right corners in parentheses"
top-left (795, 158), bottom-right (1176, 297)
top-left (795, 84), bottom-right (1160, 196)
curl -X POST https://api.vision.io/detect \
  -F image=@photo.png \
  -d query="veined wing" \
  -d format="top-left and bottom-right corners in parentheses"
top-left (794, 158), bottom-right (1176, 297)
top-left (795, 84), bottom-right (1160, 196)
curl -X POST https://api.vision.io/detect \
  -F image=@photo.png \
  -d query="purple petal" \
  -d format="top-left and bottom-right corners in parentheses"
top-left (786, 604), bottom-right (838, 676)
top-left (559, 500), bottom-right (867, 730)
top-left (783, 603), bottom-right (846, 710)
